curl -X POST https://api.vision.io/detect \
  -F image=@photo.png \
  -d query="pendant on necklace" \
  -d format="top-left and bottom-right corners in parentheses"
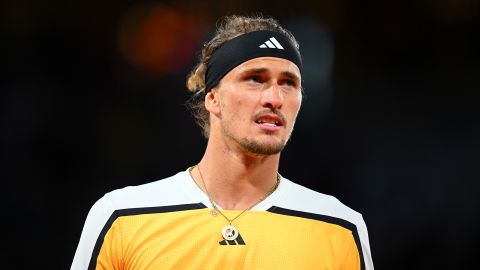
top-left (221, 225), bottom-right (239, 241)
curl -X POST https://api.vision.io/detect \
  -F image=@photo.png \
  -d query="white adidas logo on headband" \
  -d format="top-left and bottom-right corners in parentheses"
top-left (259, 37), bottom-right (284, 49)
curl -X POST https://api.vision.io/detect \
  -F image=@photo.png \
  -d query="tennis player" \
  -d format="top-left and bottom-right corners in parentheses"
top-left (71, 14), bottom-right (374, 270)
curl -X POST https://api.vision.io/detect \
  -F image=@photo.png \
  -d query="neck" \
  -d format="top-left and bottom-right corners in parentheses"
top-left (192, 137), bottom-right (280, 210)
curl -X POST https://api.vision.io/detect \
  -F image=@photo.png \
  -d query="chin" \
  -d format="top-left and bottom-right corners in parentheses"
top-left (241, 139), bottom-right (286, 156)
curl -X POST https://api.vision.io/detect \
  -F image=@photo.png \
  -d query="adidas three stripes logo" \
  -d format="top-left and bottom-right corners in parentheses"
top-left (219, 233), bottom-right (246, 245)
top-left (259, 37), bottom-right (284, 50)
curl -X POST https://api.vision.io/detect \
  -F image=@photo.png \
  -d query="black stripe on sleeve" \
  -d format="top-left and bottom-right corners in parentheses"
top-left (267, 206), bottom-right (365, 270)
top-left (87, 203), bottom-right (207, 270)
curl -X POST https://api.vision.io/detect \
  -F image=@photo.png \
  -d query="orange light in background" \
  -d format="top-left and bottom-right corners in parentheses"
top-left (118, 5), bottom-right (202, 75)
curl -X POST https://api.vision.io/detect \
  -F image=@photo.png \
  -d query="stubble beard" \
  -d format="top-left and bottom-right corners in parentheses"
top-left (218, 101), bottom-right (296, 156)
top-left (222, 125), bottom-right (290, 156)
top-left (241, 137), bottom-right (286, 156)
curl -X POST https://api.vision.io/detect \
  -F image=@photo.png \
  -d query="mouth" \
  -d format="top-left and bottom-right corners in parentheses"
top-left (254, 119), bottom-right (282, 127)
top-left (254, 114), bottom-right (285, 128)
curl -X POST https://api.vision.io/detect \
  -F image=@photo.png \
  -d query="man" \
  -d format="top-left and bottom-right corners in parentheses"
top-left (72, 15), bottom-right (374, 270)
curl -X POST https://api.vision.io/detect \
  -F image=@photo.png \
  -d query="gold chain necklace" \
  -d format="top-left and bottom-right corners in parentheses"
top-left (193, 164), bottom-right (280, 241)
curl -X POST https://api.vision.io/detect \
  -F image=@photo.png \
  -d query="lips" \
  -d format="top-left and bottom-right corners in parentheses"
top-left (254, 114), bottom-right (285, 127)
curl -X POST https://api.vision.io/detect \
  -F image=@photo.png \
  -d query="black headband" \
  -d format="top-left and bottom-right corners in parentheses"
top-left (205, 30), bottom-right (302, 92)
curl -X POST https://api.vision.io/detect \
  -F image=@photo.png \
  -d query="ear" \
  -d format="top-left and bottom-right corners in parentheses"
top-left (205, 90), bottom-right (221, 116)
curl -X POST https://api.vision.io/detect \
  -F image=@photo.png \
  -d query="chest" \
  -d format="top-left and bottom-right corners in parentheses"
top-left (109, 210), bottom-right (357, 270)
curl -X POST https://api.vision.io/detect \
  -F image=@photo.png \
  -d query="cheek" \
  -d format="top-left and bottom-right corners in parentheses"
top-left (288, 95), bottom-right (302, 115)
top-left (220, 94), bottom-right (248, 123)
top-left (227, 91), bottom-right (252, 113)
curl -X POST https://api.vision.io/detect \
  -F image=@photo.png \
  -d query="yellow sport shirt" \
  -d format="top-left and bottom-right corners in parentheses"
top-left (71, 169), bottom-right (374, 270)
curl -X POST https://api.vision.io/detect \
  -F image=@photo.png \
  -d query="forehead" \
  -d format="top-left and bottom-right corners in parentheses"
top-left (231, 57), bottom-right (301, 77)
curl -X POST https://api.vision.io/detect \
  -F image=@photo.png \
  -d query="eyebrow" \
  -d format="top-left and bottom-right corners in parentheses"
top-left (242, 68), bottom-right (301, 82)
top-left (281, 71), bottom-right (300, 82)
top-left (243, 68), bottom-right (267, 74)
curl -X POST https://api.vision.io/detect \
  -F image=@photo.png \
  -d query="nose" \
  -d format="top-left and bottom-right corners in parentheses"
top-left (261, 83), bottom-right (283, 109)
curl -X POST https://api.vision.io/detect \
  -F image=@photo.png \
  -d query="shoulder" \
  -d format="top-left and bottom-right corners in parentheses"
top-left (274, 178), bottom-right (364, 226)
top-left (71, 170), bottom-right (198, 270)
top-left (271, 178), bottom-right (374, 270)
top-left (94, 170), bottom-right (193, 212)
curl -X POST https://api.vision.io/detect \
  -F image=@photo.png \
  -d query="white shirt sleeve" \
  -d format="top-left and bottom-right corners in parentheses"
top-left (70, 194), bottom-right (115, 270)
top-left (357, 214), bottom-right (374, 270)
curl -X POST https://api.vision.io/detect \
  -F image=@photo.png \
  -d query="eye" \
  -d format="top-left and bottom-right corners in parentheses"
top-left (284, 79), bottom-right (295, 86)
top-left (246, 75), bottom-right (262, 83)
top-left (281, 79), bottom-right (297, 88)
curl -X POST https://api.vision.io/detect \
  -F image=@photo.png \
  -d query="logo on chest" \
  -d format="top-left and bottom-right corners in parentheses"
top-left (219, 232), bottom-right (246, 245)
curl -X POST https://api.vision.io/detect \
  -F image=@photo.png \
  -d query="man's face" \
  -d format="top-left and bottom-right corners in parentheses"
top-left (211, 57), bottom-right (302, 156)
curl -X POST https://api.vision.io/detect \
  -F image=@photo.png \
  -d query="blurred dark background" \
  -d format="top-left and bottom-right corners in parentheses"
top-left (1, 0), bottom-right (479, 269)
